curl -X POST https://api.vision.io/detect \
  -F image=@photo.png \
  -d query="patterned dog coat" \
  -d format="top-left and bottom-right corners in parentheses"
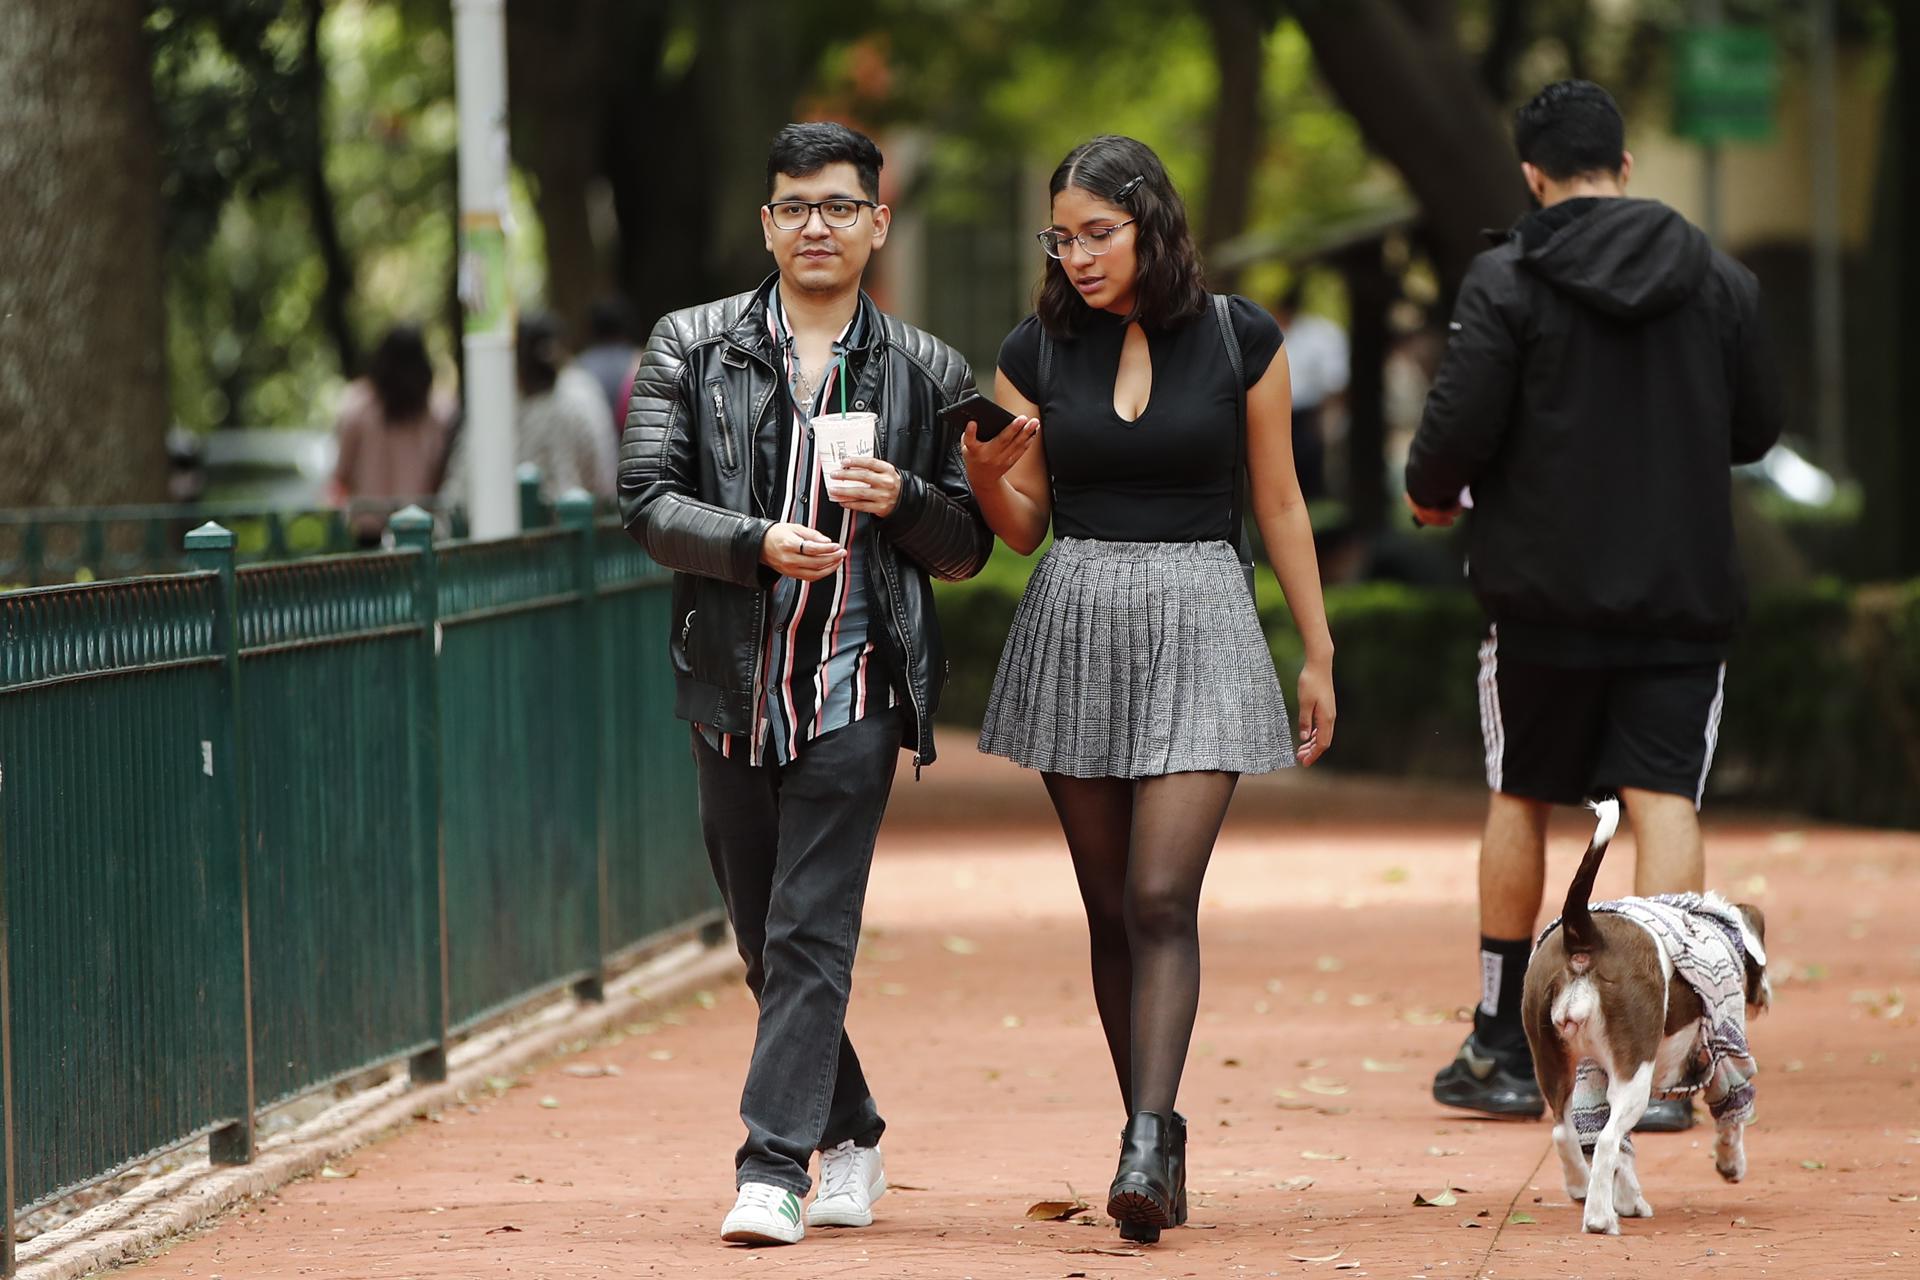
top-left (1537, 892), bottom-right (1762, 1150)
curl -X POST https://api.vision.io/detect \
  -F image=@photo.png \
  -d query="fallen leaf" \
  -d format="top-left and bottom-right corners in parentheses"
top-left (486, 1224), bottom-right (523, 1234)
top-left (1316, 1105), bottom-right (1352, 1117)
top-left (319, 1166), bottom-right (355, 1180)
top-left (879, 983), bottom-right (908, 997)
top-left (1297, 1057), bottom-right (1329, 1069)
top-left (1288, 1246), bottom-right (1347, 1263)
top-left (647, 1049), bottom-right (673, 1062)
top-left (1347, 993), bottom-right (1377, 1007)
top-left (1335, 1266), bottom-right (1363, 1272)
top-left (1383, 866), bottom-right (1409, 883)
top-left (1223, 1057), bottom-right (1243, 1068)
top-left (1801, 1159), bottom-right (1827, 1171)
top-left (1401, 1008), bottom-right (1449, 1026)
top-left (1026, 1199), bottom-right (1090, 1222)
top-left (1302, 1078), bottom-right (1350, 1096)
top-left (694, 989), bottom-right (717, 1009)
top-left (1732, 1216), bottom-right (1750, 1226)
top-left (890, 1182), bottom-right (928, 1191)
top-left (1362, 1059), bottom-right (1405, 1074)
top-left (562, 1064), bottom-right (621, 1079)
top-left (1412, 1189), bottom-right (1458, 1207)
top-left (484, 1075), bottom-right (514, 1092)
top-left (1275, 1176), bottom-right (1316, 1192)
top-left (539, 1096), bottom-right (560, 1109)
top-left (1266, 978), bottom-right (1285, 994)
top-left (1426, 1146), bottom-right (1462, 1157)
top-left (1461, 1219), bottom-right (1484, 1229)
top-left (943, 935), bottom-right (979, 956)
top-left (1507, 1211), bottom-right (1536, 1225)
top-left (1316, 956), bottom-right (1345, 973)
top-left (1002, 1014), bottom-right (1023, 1028)
top-left (1301, 1150), bottom-right (1348, 1161)
top-left (1890, 1193), bottom-right (1919, 1203)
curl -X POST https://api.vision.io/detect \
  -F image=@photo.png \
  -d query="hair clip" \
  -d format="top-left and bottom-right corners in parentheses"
top-left (1114, 175), bottom-right (1145, 201)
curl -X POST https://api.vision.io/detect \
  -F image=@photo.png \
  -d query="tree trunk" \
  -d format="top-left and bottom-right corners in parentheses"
top-left (1289, 0), bottom-right (1529, 293)
top-left (507, 0), bottom-right (624, 344)
top-left (299, 0), bottom-right (360, 379)
top-left (1199, 0), bottom-right (1279, 292)
top-left (0, 0), bottom-right (169, 506)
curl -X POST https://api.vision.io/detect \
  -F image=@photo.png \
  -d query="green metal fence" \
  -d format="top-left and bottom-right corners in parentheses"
top-left (0, 497), bottom-right (717, 1272)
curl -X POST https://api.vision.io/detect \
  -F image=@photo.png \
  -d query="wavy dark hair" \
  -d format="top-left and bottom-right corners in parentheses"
top-left (1036, 135), bottom-right (1208, 338)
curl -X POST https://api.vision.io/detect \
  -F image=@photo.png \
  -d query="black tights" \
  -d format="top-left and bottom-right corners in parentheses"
top-left (1042, 770), bottom-right (1238, 1117)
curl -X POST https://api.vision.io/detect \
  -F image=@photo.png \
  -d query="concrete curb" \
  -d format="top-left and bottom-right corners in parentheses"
top-left (18, 941), bottom-right (742, 1280)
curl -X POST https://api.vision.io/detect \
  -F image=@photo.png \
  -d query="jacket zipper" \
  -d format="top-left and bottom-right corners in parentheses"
top-left (875, 533), bottom-right (927, 779)
top-left (709, 383), bottom-right (737, 472)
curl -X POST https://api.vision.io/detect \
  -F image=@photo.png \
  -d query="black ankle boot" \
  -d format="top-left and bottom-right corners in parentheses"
top-left (1107, 1111), bottom-right (1175, 1242)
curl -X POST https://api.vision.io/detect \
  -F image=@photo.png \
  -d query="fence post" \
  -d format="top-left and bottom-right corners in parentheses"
top-left (2, 761), bottom-right (17, 1273)
top-left (185, 523), bottom-right (257, 1166)
top-left (518, 465), bottom-right (547, 531)
top-left (558, 491), bottom-right (608, 1002)
top-left (391, 507), bottom-right (452, 1084)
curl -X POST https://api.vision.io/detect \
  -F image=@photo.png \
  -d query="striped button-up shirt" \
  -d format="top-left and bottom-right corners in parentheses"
top-left (700, 284), bottom-right (896, 766)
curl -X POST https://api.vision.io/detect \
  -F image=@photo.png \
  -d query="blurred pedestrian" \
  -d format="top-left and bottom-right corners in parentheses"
top-left (442, 312), bottom-right (615, 505)
top-left (1273, 282), bottom-right (1348, 501)
top-left (329, 324), bottom-right (453, 546)
top-left (577, 296), bottom-right (641, 433)
top-left (1406, 80), bottom-right (1781, 1132)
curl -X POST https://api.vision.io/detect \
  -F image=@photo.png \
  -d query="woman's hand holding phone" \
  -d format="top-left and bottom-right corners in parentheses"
top-left (961, 414), bottom-right (1040, 486)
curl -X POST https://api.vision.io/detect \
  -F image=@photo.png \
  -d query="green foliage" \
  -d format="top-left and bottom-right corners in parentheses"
top-left (935, 565), bottom-right (1920, 828)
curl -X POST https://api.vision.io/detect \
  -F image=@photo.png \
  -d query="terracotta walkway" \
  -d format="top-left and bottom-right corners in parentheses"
top-left (120, 756), bottom-right (1918, 1279)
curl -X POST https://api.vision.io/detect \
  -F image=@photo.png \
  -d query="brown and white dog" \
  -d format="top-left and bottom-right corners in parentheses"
top-left (1521, 799), bottom-right (1771, 1235)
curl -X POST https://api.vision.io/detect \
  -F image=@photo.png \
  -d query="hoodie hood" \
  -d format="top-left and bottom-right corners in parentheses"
top-left (1517, 198), bottom-right (1712, 320)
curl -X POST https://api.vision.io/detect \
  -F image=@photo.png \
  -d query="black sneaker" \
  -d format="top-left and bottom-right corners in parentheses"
top-left (1634, 1097), bottom-right (1696, 1132)
top-left (1431, 1032), bottom-right (1544, 1118)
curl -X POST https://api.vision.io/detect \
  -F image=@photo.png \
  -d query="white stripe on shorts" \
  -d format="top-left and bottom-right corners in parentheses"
top-left (1477, 626), bottom-right (1504, 791)
top-left (1694, 662), bottom-right (1728, 808)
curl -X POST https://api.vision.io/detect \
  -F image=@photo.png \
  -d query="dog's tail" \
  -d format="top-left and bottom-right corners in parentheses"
top-left (1560, 797), bottom-right (1621, 959)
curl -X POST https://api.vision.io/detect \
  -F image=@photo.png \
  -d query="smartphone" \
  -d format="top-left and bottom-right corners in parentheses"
top-left (938, 392), bottom-right (1021, 443)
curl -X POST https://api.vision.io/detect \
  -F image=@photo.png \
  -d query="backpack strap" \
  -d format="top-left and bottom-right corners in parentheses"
top-left (1038, 328), bottom-right (1054, 402)
top-left (1211, 295), bottom-right (1255, 584)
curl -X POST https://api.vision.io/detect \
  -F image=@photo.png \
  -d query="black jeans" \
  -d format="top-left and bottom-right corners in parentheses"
top-left (692, 710), bottom-right (901, 1194)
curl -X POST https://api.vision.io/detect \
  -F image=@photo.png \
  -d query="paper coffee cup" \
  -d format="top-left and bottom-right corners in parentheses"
top-left (812, 412), bottom-right (878, 501)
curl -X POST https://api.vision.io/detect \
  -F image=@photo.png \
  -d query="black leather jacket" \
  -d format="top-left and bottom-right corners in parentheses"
top-left (619, 277), bottom-right (993, 768)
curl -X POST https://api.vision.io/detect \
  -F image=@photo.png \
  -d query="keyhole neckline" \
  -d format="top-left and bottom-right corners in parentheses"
top-left (1111, 320), bottom-right (1153, 425)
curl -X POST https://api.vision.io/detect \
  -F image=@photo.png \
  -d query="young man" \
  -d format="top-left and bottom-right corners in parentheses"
top-left (1405, 81), bottom-right (1780, 1129)
top-left (619, 122), bottom-right (991, 1245)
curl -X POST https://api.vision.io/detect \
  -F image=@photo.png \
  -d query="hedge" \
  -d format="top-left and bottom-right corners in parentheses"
top-left (932, 568), bottom-right (1920, 830)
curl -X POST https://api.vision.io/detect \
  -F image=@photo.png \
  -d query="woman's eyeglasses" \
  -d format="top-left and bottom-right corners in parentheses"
top-left (1036, 219), bottom-right (1136, 259)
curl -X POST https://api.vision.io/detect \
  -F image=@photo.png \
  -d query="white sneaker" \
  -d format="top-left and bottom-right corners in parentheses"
top-left (721, 1182), bottom-right (806, 1245)
top-left (808, 1140), bottom-right (887, 1228)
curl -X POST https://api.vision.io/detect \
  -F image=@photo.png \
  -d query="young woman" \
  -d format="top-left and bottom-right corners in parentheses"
top-left (963, 135), bottom-right (1337, 1244)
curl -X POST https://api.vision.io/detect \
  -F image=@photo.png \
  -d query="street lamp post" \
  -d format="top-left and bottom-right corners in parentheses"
top-left (452, 0), bottom-right (517, 538)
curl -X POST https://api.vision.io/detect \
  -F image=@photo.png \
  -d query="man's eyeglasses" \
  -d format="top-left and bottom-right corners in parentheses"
top-left (765, 199), bottom-right (878, 231)
top-left (1036, 219), bottom-right (1136, 259)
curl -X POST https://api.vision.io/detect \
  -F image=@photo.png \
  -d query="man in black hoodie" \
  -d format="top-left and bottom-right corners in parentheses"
top-left (1406, 80), bottom-right (1780, 1128)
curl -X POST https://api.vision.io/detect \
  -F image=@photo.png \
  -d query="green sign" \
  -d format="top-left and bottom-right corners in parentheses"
top-left (1673, 27), bottom-right (1780, 144)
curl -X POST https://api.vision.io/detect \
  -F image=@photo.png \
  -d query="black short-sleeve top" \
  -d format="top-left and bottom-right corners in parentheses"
top-left (997, 295), bottom-right (1283, 544)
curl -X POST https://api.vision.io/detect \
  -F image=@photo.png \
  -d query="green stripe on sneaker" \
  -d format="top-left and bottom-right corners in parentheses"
top-left (778, 1192), bottom-right (802, 1225)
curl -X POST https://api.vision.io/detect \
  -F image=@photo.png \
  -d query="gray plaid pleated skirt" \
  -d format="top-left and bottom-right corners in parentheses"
top-left (978, 538), bottom-right (1295, 779)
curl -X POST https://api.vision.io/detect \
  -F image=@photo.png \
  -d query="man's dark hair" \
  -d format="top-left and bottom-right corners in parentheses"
top-left (516, 311), bottom-right (564, 397)
top-left (1036, 134), bottom-right (1208, 338)
top-left (367, 324), bottom-right (433, 424)
top-left (587, 297), bottom-right (635, 344)
top-left (1514, 80), bottom-right (1626, 181)
top-left (765, 122), bottom-right (883, 201)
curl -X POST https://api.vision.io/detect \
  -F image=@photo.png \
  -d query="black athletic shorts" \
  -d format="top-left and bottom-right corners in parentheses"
top-left (1475, 628), bottom-right (1727, 808)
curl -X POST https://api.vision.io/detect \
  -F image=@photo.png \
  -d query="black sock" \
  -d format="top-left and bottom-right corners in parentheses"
top-left (1471, 935), bottom-right (1533, 1055)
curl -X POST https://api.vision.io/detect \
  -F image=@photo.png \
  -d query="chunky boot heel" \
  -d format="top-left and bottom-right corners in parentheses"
top-left (1118, 1217), bottom-right (1161, 1244)
top-left (1106, 1111), bottom-right (1175, 1240)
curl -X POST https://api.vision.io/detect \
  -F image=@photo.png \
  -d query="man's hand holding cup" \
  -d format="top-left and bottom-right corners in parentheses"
top-left (761, 522), bottom-right (846, 582)
top-left (828, 456), bottom-right (901, 516)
